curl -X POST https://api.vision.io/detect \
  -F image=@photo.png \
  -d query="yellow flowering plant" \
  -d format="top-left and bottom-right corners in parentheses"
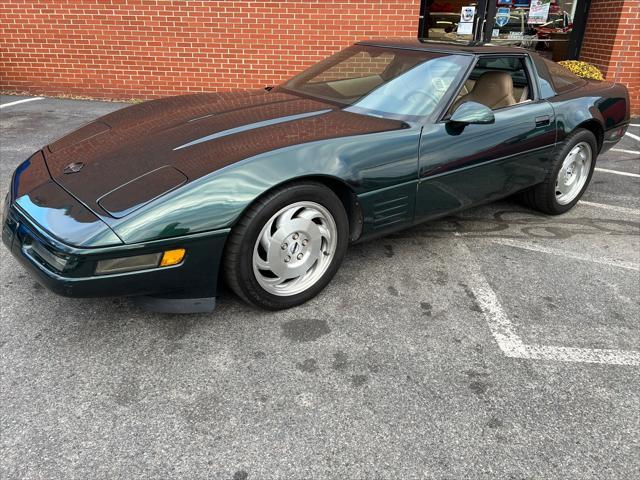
top-left (558, 60), bottom-right (604, 81)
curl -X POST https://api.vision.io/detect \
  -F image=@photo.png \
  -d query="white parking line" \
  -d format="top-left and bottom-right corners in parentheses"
top-left (457, 241), bottom-right (640, 366)
top-left (579, 200), bottom-right (640, 215)
top-left (625, 131), bottom-right (640, 142)
top-left (0, 97), bottom-right (44, 109)
top-left (489, 237), bottom-right (640, 271)
top-left (595, 167), bottom-right (640, 178)
top-left (517, 344), bottom-right (640, 365)
top-left (611, 148), bottom-right (640, 155)
top-left (630, 124), bottom-right (640, 127)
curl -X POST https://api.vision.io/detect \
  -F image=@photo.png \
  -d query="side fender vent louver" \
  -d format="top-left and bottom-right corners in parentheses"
top-left (372, 195), bottom-right (411, 229)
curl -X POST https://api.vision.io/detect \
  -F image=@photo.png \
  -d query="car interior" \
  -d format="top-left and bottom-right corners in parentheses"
top-left (288, 50), bottom-right (535, 118)
top-left (288, 48), bottom-right (470, 120)
top-left (450, 56), bottom-right (534, 113)
top-left (301, 50), bottom-right (424, 101)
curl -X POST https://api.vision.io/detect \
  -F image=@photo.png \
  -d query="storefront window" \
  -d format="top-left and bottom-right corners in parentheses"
top-left (420, 1), bottom-right (587, 62)
top-left (490, 0), bottom-right (581, 61)
top-left (422, 2), bottom-right (475, 42)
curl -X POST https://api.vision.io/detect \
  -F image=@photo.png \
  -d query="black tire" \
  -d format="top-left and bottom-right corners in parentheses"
top-left (519, 128), bottom-right (598, 215)
top-left (223, 181), bottom-right (349, 310)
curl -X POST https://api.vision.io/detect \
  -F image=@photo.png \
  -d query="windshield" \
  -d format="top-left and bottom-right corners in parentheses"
top-left (280, 45), bottom-right (471, 121)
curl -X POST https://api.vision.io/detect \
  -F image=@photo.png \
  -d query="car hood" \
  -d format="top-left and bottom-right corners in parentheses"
top-left (43, 90), bottom-right (403, 219)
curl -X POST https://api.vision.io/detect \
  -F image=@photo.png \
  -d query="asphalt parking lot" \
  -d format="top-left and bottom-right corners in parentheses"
top-left (1, 95), bottom-right (639, 479)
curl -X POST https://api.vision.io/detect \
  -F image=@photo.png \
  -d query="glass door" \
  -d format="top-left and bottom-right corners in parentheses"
top-left (487, 0), bottom-right (588, 61)
top-left (419, 1), bottom-right (484, 43)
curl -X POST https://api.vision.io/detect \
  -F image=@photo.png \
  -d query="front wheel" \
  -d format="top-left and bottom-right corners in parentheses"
top-left (223, 182), bottom-right (349, 310)
top-left (519, 128), bottom-right (597, 215)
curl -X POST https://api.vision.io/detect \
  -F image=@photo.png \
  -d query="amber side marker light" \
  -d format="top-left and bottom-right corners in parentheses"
top-left (160, 248), bottom-right (186, 267)
top-left (95, 248), bottom-right (186, 275)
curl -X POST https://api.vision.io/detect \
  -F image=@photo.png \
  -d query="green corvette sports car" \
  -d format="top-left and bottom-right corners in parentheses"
top-left (2, 40), bottom-right (631, 312)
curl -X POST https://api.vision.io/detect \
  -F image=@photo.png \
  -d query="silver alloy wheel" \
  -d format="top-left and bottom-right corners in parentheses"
top-left (555, 141), bottom-right (592, 205)
top-left (252, 201), bottom-right (337, 296)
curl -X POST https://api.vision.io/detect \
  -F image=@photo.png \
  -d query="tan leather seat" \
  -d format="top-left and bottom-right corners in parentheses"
top-left (452, 71), bottom-right (517, 112)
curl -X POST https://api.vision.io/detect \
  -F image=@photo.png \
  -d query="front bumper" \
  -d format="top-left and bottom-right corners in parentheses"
top-left (2, 202), bottom-right (229, 300)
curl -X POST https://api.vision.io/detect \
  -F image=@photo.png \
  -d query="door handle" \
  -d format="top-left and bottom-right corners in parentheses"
top-left (535, 115), bottom-right (551, 127)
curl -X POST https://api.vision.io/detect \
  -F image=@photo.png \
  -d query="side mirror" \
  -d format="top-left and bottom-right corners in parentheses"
top-left (448, 101), bottom-right (495, 126)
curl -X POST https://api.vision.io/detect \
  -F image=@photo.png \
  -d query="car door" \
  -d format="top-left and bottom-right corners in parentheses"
top-left (414, 54), bottom-right (557, 222)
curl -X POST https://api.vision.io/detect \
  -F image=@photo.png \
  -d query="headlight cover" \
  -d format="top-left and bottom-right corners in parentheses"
top-left (27, 240), bottom-right (72, 272)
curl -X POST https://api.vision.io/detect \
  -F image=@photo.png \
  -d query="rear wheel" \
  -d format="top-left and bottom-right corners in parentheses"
top-left (223, 182), bottom-right (348, 310)
top-left (519, 128), bottom-right (597, 215)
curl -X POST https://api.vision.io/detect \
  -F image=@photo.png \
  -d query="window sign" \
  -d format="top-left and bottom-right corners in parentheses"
top-left (528, 0), bottom-right (551, 24)
top-left (457, 6), bottom-right (475, 35)
top-left (495, 7), bottom-right (511, 28)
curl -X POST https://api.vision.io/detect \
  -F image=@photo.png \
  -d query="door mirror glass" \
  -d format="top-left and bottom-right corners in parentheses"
top-left (449, 101), bottom-right (495, 125)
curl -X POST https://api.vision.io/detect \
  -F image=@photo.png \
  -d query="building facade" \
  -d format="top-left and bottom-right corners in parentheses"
top-left (579, 0), bottom-right (639, 115)
top-left (0, 1), bottom-right (637, 114)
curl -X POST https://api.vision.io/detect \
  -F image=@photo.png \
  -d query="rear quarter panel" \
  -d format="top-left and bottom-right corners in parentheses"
top-left (548, 80), bottom-right (630, 149)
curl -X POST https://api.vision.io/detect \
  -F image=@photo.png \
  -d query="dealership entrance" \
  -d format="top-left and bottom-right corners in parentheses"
top-left (418, 0), bottom-right (592, 61)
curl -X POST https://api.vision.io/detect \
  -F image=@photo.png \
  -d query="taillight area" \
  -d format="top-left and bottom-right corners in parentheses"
top-left (606, 125), bottom-right (628, 142)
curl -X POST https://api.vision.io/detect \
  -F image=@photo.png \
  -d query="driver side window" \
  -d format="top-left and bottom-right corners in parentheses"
top-left (450, 56), bottom-right (534, 114)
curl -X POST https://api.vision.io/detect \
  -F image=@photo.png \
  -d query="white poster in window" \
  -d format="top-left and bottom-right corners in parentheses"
top-left (457, 6), bottom-right (476, 35)
top-left (528, 0), bottom-right (551, 24)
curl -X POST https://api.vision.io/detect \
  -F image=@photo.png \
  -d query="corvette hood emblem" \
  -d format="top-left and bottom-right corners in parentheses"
top-left (63, 162), bottom-right (84, 174)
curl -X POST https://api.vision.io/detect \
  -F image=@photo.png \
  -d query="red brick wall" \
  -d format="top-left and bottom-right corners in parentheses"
top-left (580, 0), bottom-right (640, 116)
top-left (0, 1), bottom-right (420, 100)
